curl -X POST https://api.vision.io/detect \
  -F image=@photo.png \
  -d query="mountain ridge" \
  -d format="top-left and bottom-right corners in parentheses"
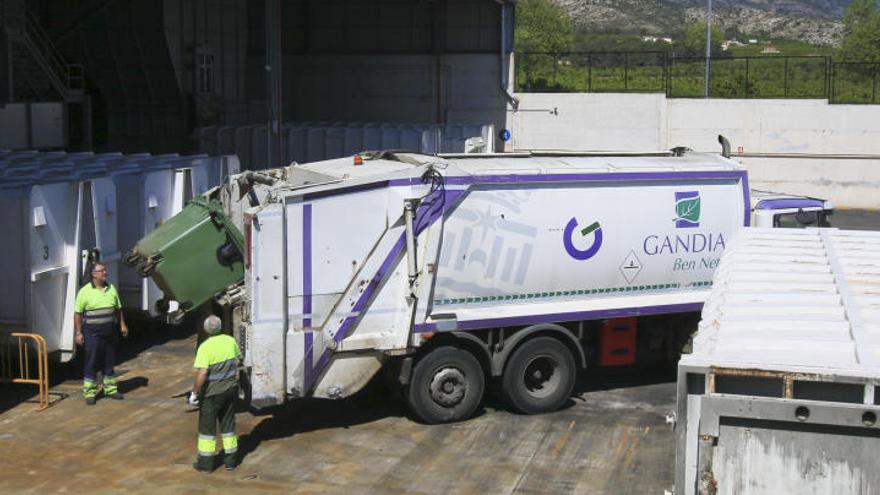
top-left (556, 0), bottom-right (851, 45)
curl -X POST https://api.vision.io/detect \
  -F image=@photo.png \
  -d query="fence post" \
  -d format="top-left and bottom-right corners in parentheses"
top-left (874, 64), bottom-right (878, 104)
top-left (624, 52), bottom-right (629, 91)
top-left (588, 53), bottom-right (592, 93)
top-left (745, 58), bottom-right (750, 98)
top-left (784, 57), bottom-right (789, 97)
top-left (828, 62), bottom-right (837, 103)
top-left (663, 52), bottom-right (669, 95)
top-left (824, 56), bottom-right (830, 100)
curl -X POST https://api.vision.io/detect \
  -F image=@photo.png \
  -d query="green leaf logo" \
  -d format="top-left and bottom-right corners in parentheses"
top-left (674, 192), bottom-right (700, 228)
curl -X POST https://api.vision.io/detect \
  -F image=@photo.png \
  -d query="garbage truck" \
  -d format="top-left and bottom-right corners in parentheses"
top-left (127, 148), bottom-right (827, 423)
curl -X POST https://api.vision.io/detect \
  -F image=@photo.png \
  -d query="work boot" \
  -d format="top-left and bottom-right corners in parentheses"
top-left (224, 453), bottom-right (239, 471)
top-left (85, 397), bottom-right (96, 406)
top-left (193, 456), bottom-right (214, 474)
top-left (107, 392), bottom-right (124, 400)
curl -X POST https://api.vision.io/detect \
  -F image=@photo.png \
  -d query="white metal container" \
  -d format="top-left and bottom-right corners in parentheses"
top-left (676, 228), bottom-right (880, 494)
top-left (1, 151), bottom-right (238, 359)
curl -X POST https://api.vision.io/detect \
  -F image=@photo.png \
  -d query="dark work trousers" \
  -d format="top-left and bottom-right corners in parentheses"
top-left (82, 332), bottom-right (119, 398)
top-left (197, 386), bottom-right (239, 468)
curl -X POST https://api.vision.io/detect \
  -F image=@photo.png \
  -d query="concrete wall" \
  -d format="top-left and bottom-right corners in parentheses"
top-left (506, 94), bottom-right (880, 209)
top-left (0, 102), bottom-right (66, 150)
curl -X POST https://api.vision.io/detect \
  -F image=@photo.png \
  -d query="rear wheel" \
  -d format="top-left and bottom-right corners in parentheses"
top-left (502, 337), bottom-right (576, 414)
top-left (406, 346), bottom-right (485, 424)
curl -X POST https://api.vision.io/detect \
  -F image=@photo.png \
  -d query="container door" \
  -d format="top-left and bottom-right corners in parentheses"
top-left (141, 169), bottom-right (176, 315)
top-left (90, 177), bottom-right (120, 287)
top-left (113, 172), bottom-right (145, 309)
top-left (0, 192), bottom-right (28, 333)
top-left (29, 182), bottom-right (79, 360)
top-left (190, 160), bottom-right (211, 198)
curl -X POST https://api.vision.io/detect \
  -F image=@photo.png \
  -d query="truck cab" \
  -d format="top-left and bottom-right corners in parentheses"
top-left (750, 189), bottom-right (833, 228)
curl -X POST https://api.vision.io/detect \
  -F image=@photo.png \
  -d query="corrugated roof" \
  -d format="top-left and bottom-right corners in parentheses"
top-left (685, 228), bottom-right (880, 377)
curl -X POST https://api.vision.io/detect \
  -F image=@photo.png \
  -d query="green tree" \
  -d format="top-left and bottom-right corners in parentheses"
top-left (678, 22), bottom-right (723, 57)
top-left (515, 0), bottom-right (573, 53)
top-left (839, 0), bottom-right (880, 61)
top-left (515, 0), bottom-right (574, 91)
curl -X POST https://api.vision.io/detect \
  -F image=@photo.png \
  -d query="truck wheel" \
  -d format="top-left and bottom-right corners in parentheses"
top-left (406, 346), bottom-right (485, 424)
top-left (502, 337), bottom-right (576, 415)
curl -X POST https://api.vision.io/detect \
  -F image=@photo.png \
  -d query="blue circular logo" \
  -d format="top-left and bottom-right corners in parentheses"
top-left (498, 129), bottom-right (511, 142)
top-left (563, 217), bottom-right (603, 261)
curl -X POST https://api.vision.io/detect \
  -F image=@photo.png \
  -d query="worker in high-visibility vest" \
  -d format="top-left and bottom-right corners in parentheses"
top-left (74, 262), bottom-right (129, 405)
top-left (188, 315), bottom-right (241, 473)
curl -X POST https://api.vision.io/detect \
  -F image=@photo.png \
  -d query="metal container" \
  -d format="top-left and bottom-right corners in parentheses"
top-left (676, 228), bottom-right (880, 494)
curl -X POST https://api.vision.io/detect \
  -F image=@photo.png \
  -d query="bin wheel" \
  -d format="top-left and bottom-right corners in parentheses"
top-left (501, 337), bottom-right (576, 415)
top-left (123, 251), bottom-right (141, 267)
top-left (406, 346), bottom-right (484, 424)
top-left (136, 261), bottom-right (155, 278)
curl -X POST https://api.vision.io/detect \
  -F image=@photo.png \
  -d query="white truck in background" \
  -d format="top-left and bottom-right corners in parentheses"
top-left (750, 189), bottom-right (833, 229)
top-left (132, 146), bottom-right (834, 423)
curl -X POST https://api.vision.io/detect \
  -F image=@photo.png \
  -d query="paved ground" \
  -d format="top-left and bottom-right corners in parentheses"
top-left (0, 326), bottom-right (678, 494)
top-left (1, 210), bottom-right (877, 494)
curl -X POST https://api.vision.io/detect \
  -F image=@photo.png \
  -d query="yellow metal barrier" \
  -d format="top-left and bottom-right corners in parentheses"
top-left (0, 332), bottom-right (52, 410)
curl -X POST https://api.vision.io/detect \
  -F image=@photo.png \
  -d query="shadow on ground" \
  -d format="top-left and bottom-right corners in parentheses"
top-left (234, 360), bottom-right (678, 463)
top-left (237, 376), bottom-right (408, 464)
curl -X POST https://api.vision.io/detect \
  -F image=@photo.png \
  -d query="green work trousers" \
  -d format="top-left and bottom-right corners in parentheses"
top-left (196, 386), bottom-right (238, 469)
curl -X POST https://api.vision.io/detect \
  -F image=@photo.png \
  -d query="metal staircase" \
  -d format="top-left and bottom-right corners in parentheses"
top-left (1, 0), bottom-right (84, 103)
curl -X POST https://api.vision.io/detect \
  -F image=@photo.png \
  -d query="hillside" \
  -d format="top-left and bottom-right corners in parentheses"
top-left (556, 0), bottom-right (849, 46)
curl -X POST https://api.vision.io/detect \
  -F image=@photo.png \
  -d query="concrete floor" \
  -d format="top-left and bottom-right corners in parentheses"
top-left (2, 209), bottom-right (877, 494)
top-left (0, 326), bottom-right (678, 494)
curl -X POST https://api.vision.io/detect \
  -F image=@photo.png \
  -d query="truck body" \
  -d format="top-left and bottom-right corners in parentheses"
top-left (218, 150), bottom-right (753, 420)
top-left (675, 228), bottom-right (880, 494)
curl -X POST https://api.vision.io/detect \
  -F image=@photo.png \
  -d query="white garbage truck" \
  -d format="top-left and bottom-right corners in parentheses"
top-left (173, 149), bottom-right (754, 421)
top-left (129, 148), bottom-right (832, 423)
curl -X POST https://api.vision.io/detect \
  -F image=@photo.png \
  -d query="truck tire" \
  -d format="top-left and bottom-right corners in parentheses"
top-left (502, 337), bottom-right (576, 415)
top-left (406, 346), bottom-right (485, 424)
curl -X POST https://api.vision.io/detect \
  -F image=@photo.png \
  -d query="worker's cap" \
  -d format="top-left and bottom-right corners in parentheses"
top-left (204, 315), bottom-right (222, 335)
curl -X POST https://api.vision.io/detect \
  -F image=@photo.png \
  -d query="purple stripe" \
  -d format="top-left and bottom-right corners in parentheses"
top-left (303, 332), bottom-right (314, 390)
top-left (414, 303), bottom-right (705, 333)
top-left (303, 204), bottom-right (312, 328)
top-left (303, 187), bottom-right (469, 391)
top-left (755, 198), bottom-right (825, 210)
top-left (741, 172), bottom-right (751, 227)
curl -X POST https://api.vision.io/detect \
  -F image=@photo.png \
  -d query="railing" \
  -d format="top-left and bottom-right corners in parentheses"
top-left (21, 3), bottom-right (84, 92)
top-left (1, 332), bottom-right (53, 410)
top-left (516, 52), bottom-right (880, 104)
top-left (2, 0), bottom-right (84, 98)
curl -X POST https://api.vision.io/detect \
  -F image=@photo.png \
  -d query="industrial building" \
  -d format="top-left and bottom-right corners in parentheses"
top-left (1, 0), bottom-right (514, 161)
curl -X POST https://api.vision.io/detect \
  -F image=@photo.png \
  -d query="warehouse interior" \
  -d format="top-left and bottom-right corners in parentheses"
top-left (0, 0), bottom-right (514, 164)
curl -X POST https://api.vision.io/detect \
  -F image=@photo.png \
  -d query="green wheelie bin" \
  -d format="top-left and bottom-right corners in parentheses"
top-left (126, 197), bottom-right (245, 316)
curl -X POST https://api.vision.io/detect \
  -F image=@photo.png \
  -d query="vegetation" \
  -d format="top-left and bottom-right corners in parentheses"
top-left (839, 0), bottom-right (880, 61)
top-left (679, 23), bottom-right (723, 57)
top-left (513, 0), bottom-right (879, 102)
